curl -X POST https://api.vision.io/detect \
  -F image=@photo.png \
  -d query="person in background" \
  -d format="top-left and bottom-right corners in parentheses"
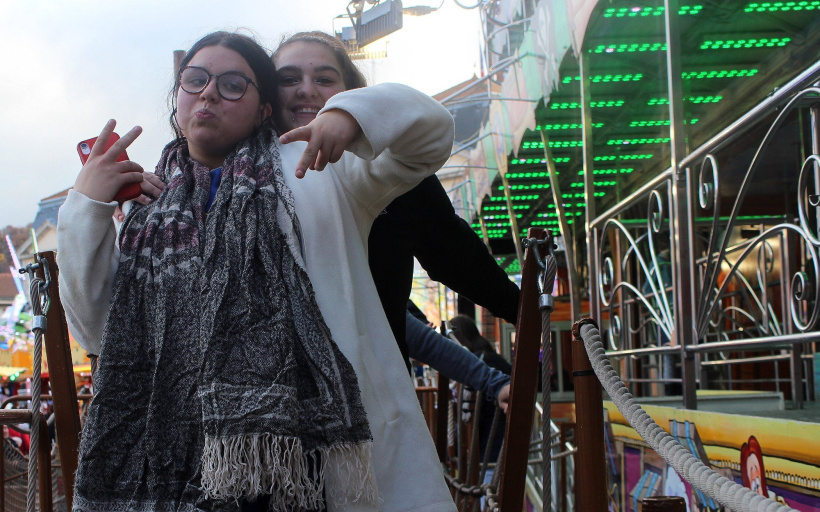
top-left (273, 31), bottom-right (521, 374)
top-left (405, 310), bottom-right (510, 413)
top-left (58, 30), bottom-right (456, 512)
top-left (448, 314), bottom-right (511, 463)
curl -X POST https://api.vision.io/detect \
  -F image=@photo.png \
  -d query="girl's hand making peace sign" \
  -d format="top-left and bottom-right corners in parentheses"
top-left (73, 119), bottom-right (145, 203)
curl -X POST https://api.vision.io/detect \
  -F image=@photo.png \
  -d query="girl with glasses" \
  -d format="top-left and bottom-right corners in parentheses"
top-left (57, 30), bottom-right (455, 512)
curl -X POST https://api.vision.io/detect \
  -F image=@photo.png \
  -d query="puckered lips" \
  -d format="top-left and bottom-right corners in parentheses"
top-left (195, 108), bottom-right (216, 120)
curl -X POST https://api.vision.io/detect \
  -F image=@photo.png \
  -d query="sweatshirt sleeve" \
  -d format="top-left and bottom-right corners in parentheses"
top-left (318, 82), bottom-right (455, 217)
top-left (56, 190), bottom-right (120, 355)
top-left (405, 312), bottom-right (510, 400)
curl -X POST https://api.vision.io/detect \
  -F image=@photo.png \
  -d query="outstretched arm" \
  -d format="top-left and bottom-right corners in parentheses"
top-left (405, 312), bottom-right (510, 402)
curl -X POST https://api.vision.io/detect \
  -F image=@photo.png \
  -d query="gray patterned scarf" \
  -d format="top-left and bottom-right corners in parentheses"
top-left (73, 129), bottom-right (377, 511)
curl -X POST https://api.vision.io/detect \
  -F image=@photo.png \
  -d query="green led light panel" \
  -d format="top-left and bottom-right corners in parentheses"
top-left (591, 43), bottom-right (666, 54)
top-left (489, 194), bottom-right (540, 202)
top-left (510, 157), bottom-right (570, 164)
top-left (561, 74), bottom-right (643, 84)
top-left (608, 137), bottom-right (671, 145)
top-left (536, 123), bottom-right (604, 130)
top-left (700, 37), bottom-right (790, 49)
top-left (498, 184), bottom-right (551, 191)
top-left (746, 1), bottom-right (820, 11)
top-left (682, 69), bottom-right (758, 79)
top-left (506, 171), bottom-right (550, 178)
top-left (603, 5), bottom-right (703, 17)
top-left (570, 181), bottom-right (617, 187)
top-left (648, 96), bottom-right (722, 105)
top-left (522, 140), bottom-right (583, 149)
top-left (480, 214), bottom-right (522, 220)
top-left (629, 119), bottom-right (699, 127)
top-left (550, 100), bottom-right (625, 109)
top-left (482, 205), bottom-right (530, 211)
top-left (595, 154), bottom-right (653, 161)
top-left (579, 168), bottom-right (635, 175)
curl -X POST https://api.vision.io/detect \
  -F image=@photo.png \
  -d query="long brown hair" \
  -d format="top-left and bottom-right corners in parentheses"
top-left (448, 315), bottom-right (497, 354)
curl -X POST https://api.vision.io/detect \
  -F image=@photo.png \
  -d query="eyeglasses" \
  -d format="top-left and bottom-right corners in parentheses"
top-left (178, 66), bottom-right (259, 101)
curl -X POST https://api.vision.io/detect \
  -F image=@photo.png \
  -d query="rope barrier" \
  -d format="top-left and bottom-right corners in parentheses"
top-left (577, 320), bottom-right (796, 512)
top-left (21, 257), bottom-right (50, 512)
top-left (538, 254), bottom-right (556, 512)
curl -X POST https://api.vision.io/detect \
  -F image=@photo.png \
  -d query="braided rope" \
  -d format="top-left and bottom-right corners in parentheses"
top-left (26, 271), bottom-right (48, 512)
top-left (579, 322), bottom-right (795, 512)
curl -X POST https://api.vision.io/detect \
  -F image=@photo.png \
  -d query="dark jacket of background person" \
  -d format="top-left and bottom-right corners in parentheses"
top-left (368, 175), bottom-right (521, 370)
top-left (449, 315), bottom-right (511, 461)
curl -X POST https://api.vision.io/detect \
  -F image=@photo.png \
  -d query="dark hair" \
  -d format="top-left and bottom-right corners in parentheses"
top-left (169, 31), bottom-right (284, 137)
top-left (273, 31), bottom-right (367, 90)
top-left (448, 315), bottom-right (497, 354)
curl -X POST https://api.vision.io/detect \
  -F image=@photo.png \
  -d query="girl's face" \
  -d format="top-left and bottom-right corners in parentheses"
top-left (274, 42), bottom-right (347, 131)
top-left (176, 45), bottom-right (271, 169)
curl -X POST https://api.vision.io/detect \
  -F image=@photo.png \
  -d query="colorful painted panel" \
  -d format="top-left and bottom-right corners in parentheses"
top-left (604, 401), bottom-right (820, 511)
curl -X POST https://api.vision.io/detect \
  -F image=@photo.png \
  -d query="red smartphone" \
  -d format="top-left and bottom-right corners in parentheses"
top-left (77, 132), bottom-right (142, 202)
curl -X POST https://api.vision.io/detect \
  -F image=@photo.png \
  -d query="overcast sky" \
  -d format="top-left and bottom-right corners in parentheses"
top-left (0, 0), bottom-right (483, 228)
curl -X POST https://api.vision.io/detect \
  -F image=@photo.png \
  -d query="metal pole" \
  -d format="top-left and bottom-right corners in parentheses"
top-left (580, 50), bottom-right (599, 324)
top-left (665, 0), bottom-right (698, 409)
top-left (541, 130), bottom-right (582, 322)
top-left (499, 172), bottom-right (525, 265)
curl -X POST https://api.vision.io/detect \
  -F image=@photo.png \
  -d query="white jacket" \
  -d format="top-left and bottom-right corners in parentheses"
top-left (57, 83), bottom-right (457, 512)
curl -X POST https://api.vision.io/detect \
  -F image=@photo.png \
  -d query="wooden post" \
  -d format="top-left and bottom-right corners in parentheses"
top-left (571, 318), bottom-right (608, 511)
top-left (436, 373), bottom-right (449, 462)
top-left (436, 323), bottom-right (450, 463)
top-left (639, 496), bottom-right (686, 511)
top-left (36, 251), bottom-right (80, 510)
top-left (497, 228), bottom-right (547, 512)
top-left (37, 415), bottom-right (52, 512)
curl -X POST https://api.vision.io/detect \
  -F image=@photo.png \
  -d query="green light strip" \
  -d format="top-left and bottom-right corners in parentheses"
top-left (482, 205), bottom-right (530, 211)
top-left (603, 5), bottom-right (703, 17)
top-left (479, 214), bottom-right (522, 220)
top-left (535, 123), bottom-right (603, 130)
top-left (561, 74), bottom-right (643, 84)
top-left (522, 140), bottom-right (584, 149)
top-left (700, 37), bottom-right (790, 49)
top-left (595, 154), bottom-right (653, 161)
top-left (579, 168), bottom-right (635, 175)
top-left (497, 183), bottom-right (551, 191)
top-left (607, 137), bottom-right (671, 145)
top-left (591, 43), bottom-right (666, 54)
top-left (571, 181), bottom-right (617, 187)
top-left (509, 157), bottom-right (571, 165)
top-left (746, 1), bottom-right (820, 11)
top-left (629, 119), bottom-right (699, 127)
top-left (489, 194), bottom-right (540, 201)
top-left (682, 69), bottom-right (758, 79)
top-left (506, 171), bottom-right (550, 178)
top-left (550, 100), bottom-right (625, 109)
top-left (648, 96), bottom-right (722, 105)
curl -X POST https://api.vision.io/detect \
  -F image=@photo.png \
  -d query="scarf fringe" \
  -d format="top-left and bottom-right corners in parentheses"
top-left (201, 434), bottom-right (378, 510)
top-left (323, 441), bottom-right (380, 509)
